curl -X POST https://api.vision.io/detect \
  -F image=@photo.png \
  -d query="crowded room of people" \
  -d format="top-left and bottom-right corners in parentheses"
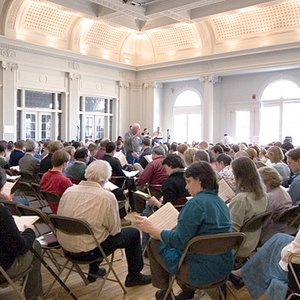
top-left (1, 0), bottom-right (300, 299)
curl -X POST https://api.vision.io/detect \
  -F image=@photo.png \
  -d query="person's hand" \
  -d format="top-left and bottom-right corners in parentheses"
top-left (132, 151), bottom-right (139, 158)
top-left (135, 215), bottom-right (155, 233)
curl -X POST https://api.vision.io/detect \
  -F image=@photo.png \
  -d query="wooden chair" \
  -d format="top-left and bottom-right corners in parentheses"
top-left (163, 232), bottom-right (246, 300)
top-left (48, 214), bottom-right (127, 298)
top-left (0, 265), bottom-right (32, 300)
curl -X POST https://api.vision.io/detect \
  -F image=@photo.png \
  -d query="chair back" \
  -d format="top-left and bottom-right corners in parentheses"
top-left (41, 191), bottom-right (61, 206)
top-left (287, 253), bottom-right (300, 300)
top-left (49, 214), bottom-right (92, 236)
top-left (0, 198), bottom-right (21, 216)
top-left (274, 205), bottom-right (300, 223)
top-left (240, 211), bottom-right (272, 232)
top-left (184, 232), bottom-right (246, 257)
top-left (17, 204), bottom-right (54, 236)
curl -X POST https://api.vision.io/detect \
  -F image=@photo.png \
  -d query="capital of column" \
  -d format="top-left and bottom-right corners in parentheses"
top-left (119, 81), bottom-right (130, 89)
top-left (0, 62), bottom-right (18, 71)
top-left (143, 82), bottom-right (162, 89)
top-left (68, 73), bottom-right (81, 80)
top-left (199, 75), bottom-right (221, 84)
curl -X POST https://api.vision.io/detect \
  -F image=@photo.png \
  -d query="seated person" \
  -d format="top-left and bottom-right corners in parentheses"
top-left (286, 148), bottom-right (300, 204)
top-left (229, 157), bottom-right (268, 258)
top-left (259, 166), bottom-right (292, 244)
top-left (40, 149), bottom-right (73, 213)
top-left (66, 147), bottom-right (88, 183)
top-left (215, 153), bottom-right (235, 192)
top-left (233, 231), bottom-right (300, 300)
top-left (0, 204), bottom-right (43, 300)
top-left (145, 154), bottom-right (189, 213)
top-left (57, 160), bottom-right (151, 286)
top-left (136, 146), bottom-right (168, 198)
top-left (40, 140), bottom-right (63, 174)
top-left (267, 146), bottom-right (290, 187)
top-left (138, 137), bottom-right (152, 170)
top-left (9, 140), bottom-right (25, 167)
top-left (0, 141), bottom-right (9, 169)
top-left (102, 142), bottom-right (126, 188)
top-left (136, 162), bottom-right (233, 300)
top-left (19, 139), bottom-right (40, 182)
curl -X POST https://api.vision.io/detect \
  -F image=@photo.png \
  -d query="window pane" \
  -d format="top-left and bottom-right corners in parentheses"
top-left (174, 114), bottom-right (187, 142)
top-left (85, 116), bottom-right (94, 140)
top-left (260, 106), bottom-right (280, 145)
top-left (283, 102), bottom-right (300, 146)
top-left (175, 91), bottom-right (201, 107)
top-left (17, 111), bottom-right (21, 140)
top-left (187, 114), bottom-right (201, 143)
top-left (95, 116), bottom-right (104, 140)
top-left (40, 114), bottom-right (51, 141)
top-left (57, 94), bottom-right (62, 110)
top-left (25, 114), bottom-right (36, 140)
top-left (236, 111), bottom-right (250, 144)
top-left (85, 97), bottom-right (105, 112)
top-left (25, 91), bottom-right (53, 108)
top-left (261, 80), bottom-right (300, 100)
top-left (17, 90), bottom-right (22, 107)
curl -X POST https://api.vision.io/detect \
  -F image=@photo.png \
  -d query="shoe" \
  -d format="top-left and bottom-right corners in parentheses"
top-left (121, 218), bottom-right (132, 226)
top-left (87, 267), bottom-right (106, 283)
top-left (125, 273), bottom-right (152, 287)
top-left (175, 289), bottom-right (195, 300)
top-left (228, 273), bottom-right (244, 289)
top-left (155, 289), bottom-right (172, 300)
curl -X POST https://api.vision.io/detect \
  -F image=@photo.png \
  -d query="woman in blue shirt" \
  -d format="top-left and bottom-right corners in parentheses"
top-left (136, 161), bottom-right (232, 300)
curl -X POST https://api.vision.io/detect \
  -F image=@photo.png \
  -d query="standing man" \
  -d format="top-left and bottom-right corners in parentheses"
top-left (124, 123), bottom-right (142, 164)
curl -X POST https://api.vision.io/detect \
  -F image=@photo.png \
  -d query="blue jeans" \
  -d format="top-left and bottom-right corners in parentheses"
top-left (66, 227), bottom-right (144, 277)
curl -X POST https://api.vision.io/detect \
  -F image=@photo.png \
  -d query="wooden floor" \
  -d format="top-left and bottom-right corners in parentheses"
top-left (0, 211), bottom-right (265, 300)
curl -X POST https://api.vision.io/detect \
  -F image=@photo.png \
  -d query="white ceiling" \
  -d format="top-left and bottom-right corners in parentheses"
top-left (1, 0), bottom-right (300, 67)
top-left (47, 0), bottom-right (276, 32)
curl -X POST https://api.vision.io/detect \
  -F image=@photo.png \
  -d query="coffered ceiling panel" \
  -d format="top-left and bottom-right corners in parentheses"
top-left (1, 0), bottom-right (300, 67)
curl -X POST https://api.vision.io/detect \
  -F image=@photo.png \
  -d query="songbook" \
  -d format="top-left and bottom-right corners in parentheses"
top-left (9, 165), bottom-right (20, 172)
top-left (134, 190), bottom-right (151, 200)
top-left (104, 181), bottom-right (119, 191)
top-left (114, 152), bottom-right (128, 167)
top-left (37, 232), bottom-right (59, 247)
top-left (6, 175), bottom-right (21, 182)
top-left (147, 202), bottom-right (179, 235)
top-left (122, 170), bottom-right (139, 178)
top-left (13, 215), bottom-right (39, 232)
top-left (144, 154), bottom-right (153, 163)
top-left (218, 178), bottom-right (235, 203)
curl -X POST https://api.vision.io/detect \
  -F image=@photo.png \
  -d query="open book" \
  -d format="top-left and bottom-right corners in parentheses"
top-left (114, 151), bottom-right (128, 167)
top-left (104, 181), bottom-right (119, 191)
top-left (122, 170), bottom-right (139, 178)
top-left (134, 190), bottom-right (151, 200)
top-left (13, 215), bottom-right (39, 232)
top-left (148, 202), bottom-right (179, 235)
top-left (144, 154), bottom-right (153, 163)
top-left (218, 178), bottom-right (235, 203)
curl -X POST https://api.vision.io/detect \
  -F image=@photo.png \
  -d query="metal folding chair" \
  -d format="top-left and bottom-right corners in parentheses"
top-left (48, 214), bottom-right (127, 298)
top-left (163, 232), bottom-right (246, 300)
top-left (0, 265), bottom-right (32, 300)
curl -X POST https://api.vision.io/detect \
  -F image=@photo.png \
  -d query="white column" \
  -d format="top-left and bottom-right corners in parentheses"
top-left (199, 75), bottom-right (220, 143)
top-left (0, 60), bottom-right (18, 141)
top-left (67, 72), bottom-right (81, 141)
top-left (118, 80), bottom-right (130, 136)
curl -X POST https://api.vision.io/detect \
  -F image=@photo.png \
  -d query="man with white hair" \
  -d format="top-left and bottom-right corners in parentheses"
top-left (124, 123), bottom-right (142, 164)
top-left (57, 160), bottom-right (151, 286)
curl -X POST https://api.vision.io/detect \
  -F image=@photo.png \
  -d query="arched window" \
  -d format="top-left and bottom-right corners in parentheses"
top-left (260, 79), bottom-right (300, 145)
top-left (173, 90), bottom-right (201, 143)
